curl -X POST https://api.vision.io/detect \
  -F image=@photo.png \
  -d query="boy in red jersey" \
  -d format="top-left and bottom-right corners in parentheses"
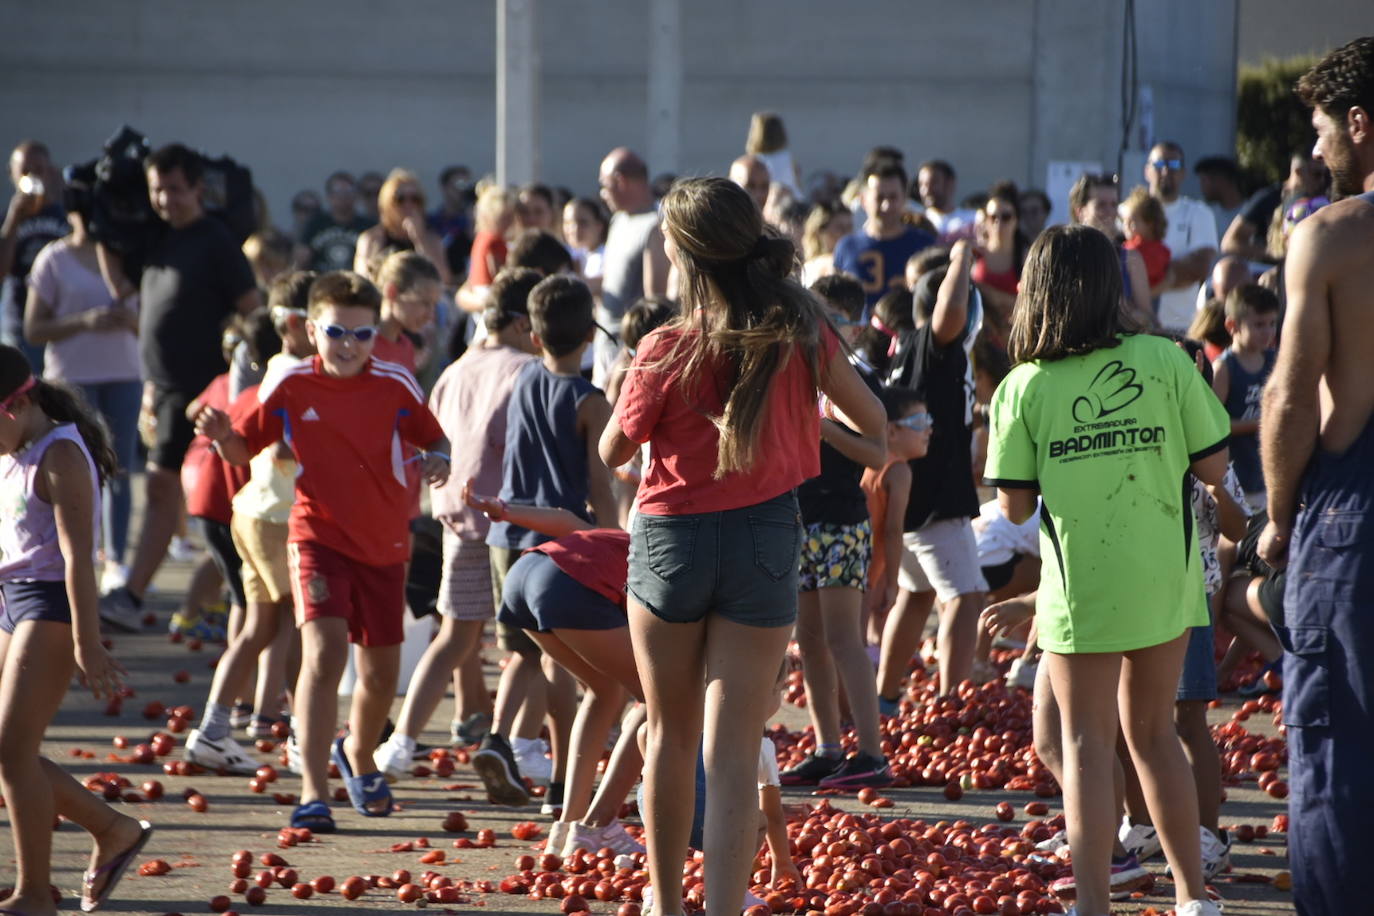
top-left (195, 270), bottom-right (449, 832)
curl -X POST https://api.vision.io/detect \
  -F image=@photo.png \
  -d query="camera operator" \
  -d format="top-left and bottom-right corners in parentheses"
top-left (97, 142), bottom-right (260, 631)
top-left (1, 140), bottom-right (68, 373)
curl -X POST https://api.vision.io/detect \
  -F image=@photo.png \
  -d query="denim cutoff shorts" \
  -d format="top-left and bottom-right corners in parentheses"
top-left (628, 490), bottom-right (801, 628)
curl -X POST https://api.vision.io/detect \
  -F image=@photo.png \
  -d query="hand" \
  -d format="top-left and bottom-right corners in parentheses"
top-left (193, 406), bottom-right (232, 442)
top-left (461, 477), bottom-right (506, 520)
top-left (865, 578), bottom-right (896, 618)
top-left (80, 306), bottom-right (131, 332)
top-left (74, 639), bottom-right (127, 701)
top-left (771, 862), bottom-right (802, 888)
top-left (981, 594), bottom-right (1035, 637)
top-left (419, 451), bottom-right (450, 486)
top-left (7, 187), bottom-right (42, 223)
top-left (1258, 519), bottom-right (1290, 570)
top-left (401, 215), bottom-right (425, 243)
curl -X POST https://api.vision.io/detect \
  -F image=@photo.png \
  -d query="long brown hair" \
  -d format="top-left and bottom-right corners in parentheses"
top-left (1007, 225), bottom-right (1128, 364)
top-left (657, 177), bottom-right (827, 477)
top-left (0, 345), bottom-right (119, 483)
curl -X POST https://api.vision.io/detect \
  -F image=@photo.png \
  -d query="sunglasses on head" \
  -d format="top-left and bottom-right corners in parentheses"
top-left (1150, 158), bottom-right (1183, 171)
top-left (895, 411), bottom-right (933, 432)
top-left (313, 322), bottom-right (377, 343)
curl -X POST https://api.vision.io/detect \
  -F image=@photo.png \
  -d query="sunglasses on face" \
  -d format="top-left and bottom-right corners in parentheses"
top-left (313, 322), bottom-right (378, 343)
top-left (1150, 158), bottom-right (1183, 171)
top-left (394, 192), bottom-right (423, 205)
top-left (895, 411), bottom-right (933, 432)
top-left (989, 210), bottom-right (1016, 223)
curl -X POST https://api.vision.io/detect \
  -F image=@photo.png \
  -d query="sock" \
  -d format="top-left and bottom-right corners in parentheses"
top-left (201, 702), bottom-right (231, 741)
top-left (391, 733), bottom-right (417, 754)
top-left (818, 743), bottom-right (843, 759)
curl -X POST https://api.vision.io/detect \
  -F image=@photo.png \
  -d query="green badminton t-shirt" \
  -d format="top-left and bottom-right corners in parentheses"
top-left (985, 334), bottom-right (1230, 653)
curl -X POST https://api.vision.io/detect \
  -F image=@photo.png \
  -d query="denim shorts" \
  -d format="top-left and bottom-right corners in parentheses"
top-left (498, 551), bottom-right (626, 633)
top-left (0, 580), bottom-right (71, 633)
top-left (1176, 623), bottom-right (1218, 702)
top-left (628, 490), bottom-right (801, 628)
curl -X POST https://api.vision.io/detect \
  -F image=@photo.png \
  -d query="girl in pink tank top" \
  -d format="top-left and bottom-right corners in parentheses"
top-left (0, 345), bottom-right (152, 916)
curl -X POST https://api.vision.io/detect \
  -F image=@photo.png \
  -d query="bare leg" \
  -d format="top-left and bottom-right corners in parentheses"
top-left (936, 591), bottom-right (985, 695)
top-left (543, 659), bottom-right (577, 786)
top-left (394, 617), bottom-right (485, 739)
top-left (493, 650), bottom-right (543, 737)
top-left (1120, 634), bottom-right (1208, 907)
top-left (253, 602), bottom-right (299, 720)
top-left (876, 588), bottom-right (934, 701)
top-left (510, 657), bottom-right (549, 740)
top-left (583, 705), bottom-right (647, 827)
top-left (1175, 700), bottom-right (1222, 835)
top-left (455, 640), bottom-right (492, 722)
top-left (295, 618), bottom-right (348, 806)
top-left (345, 642), bottom-right (401, 800)
top-left (818, 587), bottom-right (883, 756)
top-left (204, 599), bottom-right (283, 711)
top-left (125, 465), bottom-right (182, 598)
top-left (701, 616), bottom-right (793, 916)
top-left (795, 590), bottom-right (840, 746)
top-left (629, 600), bottom-right (706, 916)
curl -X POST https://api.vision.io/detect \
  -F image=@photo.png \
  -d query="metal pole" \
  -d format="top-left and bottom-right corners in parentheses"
top-left (646, 0), bottom-right (681, 176)
top-left (497, 0), bottom-right (540, 185)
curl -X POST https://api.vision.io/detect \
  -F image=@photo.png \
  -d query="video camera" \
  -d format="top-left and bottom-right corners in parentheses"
top-left (64, 125), bottom-right (256, 282)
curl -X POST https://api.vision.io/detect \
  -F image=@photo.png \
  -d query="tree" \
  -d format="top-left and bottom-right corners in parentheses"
top-left (1236, 56), bottom-right (1318, 187)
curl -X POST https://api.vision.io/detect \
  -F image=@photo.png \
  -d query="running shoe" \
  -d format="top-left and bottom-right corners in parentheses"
top-left (779, 753), bottom-right (842, 786)
top-left (817, 753), bottom-right (892, 790)
top-left (540, 781), bottom-right (564, 817)
top-left (284, 734), bottom-right (302, 775)
top-left (563, 819), bottom-right (645, 857)
top-left (1175, 900), bottom-right (1224, 916)
top-left (452, 712), bottom-right (492, 746)
top-left (1049, 853), bottom-right (1151, 900)
top-left (230, 703), bottom-right (255, 731)
top-left (374, 734), bottom-right (416, 784)
top-left (185, 729), bottom-right (260, 775)
top-left (1166, 826), bottom-right (1233, 882)
top-left (471, 734), bottom-right (530, 806)
top-left (1118, 816), bottom-right (1163, 860)
top-left (1005, 656), bottom-right (1038, 690)
top-left (98, 587), bottom-right (143, 633)
top-left (1034, 830), bottom-right (1068, 853)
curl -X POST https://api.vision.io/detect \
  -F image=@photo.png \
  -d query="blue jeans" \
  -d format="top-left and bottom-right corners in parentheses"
top-left (77, 379), bottom-right (142, 564)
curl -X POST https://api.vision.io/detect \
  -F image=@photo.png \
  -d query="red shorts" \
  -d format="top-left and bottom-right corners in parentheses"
top-left (287, 540), bottom-right (406, 647)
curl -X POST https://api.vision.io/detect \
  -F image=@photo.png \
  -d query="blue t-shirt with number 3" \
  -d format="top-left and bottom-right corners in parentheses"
top-left (832, 225), bottom-right (935, 313)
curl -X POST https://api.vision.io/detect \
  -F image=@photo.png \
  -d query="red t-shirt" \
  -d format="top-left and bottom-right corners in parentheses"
top-left (530, 529), bottom-right (630, 606)
top-left (972, 257), bottom-right (1020, 297)
top-left (184, 374), bottom-right (249, 524)
top-left (1124, 237), bottom-right (1172, 287)
top-left (616, 323), bottom-right (839, 515)
top-left (467, 231), bottom-right (508, 287)
top-left (372, 331), bottom-right (418, 374)
top-left (232, 356), bottom-right (444, 566)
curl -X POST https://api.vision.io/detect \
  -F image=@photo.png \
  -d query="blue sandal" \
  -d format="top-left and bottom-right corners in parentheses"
top-left (290, 800), bottom-right (336, 833)
top-left (331, 735), bottom-right (393, 817)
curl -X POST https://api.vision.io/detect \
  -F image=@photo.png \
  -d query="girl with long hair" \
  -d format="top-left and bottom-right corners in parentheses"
top-left (599, 177), bottom-right (886, 916)
top-left (0, 345), bottom-right (152, 916)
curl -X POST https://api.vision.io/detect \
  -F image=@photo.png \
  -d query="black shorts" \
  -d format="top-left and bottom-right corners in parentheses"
top-left (498, 551), bottom-right (625, 634)
top-left (150, 386), bottom-right (197, 471)
top-left (1236, 510), bottom-right (1285, 628)
top-left (0, 580), bottom-right (71, 633)
top-left (981, 555), bottom-right (1023, 594)
top-left (198, 517), bottom-right (246, 609)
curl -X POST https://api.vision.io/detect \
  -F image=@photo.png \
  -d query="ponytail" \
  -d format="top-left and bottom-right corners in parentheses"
top-left (32, 381), bottom-right (120, 485)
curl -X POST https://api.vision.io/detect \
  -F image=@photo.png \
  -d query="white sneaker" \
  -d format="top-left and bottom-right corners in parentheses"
top-left (1175, 900), bottom-right (1223, 916)
top-left (1034, 829), bottom-right (1068, 853)
top-left (1118, 816), bottom-right (1162, 860)
top-left (185, 729), bottom-right (260, 775)
top-left (547, 820), bottom-right (572, 856)
top-left (373, 735), bottom-right (415, 784)
top-left (1006, 656), bottom-right (1038, 690)
top-left (563, 819), bottom-right (645, 857)
top-left (285, 734), bottom-right (302, 775)
top-left (101, 563), bottom-right (129, 593)
top-left (1201, 827), bottom-right (1233, 880)
top-left (168, 535), bottom-right (202, 562)
top-left (98, 587), bottom-right (143, 633)
top-left (512, 737), bottom-right (552, 786)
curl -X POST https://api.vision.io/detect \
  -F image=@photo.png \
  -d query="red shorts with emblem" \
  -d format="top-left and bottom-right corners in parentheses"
top-left (287, 540), bottom-right (406, 647)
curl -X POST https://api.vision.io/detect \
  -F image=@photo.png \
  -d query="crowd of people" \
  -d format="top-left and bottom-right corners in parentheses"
top-left (0, 35), bottom-right (1371, 916)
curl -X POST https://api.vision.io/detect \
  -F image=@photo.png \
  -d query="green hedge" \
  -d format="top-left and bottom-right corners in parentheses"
top-left (1236, 56), bottom-right (1318, 186)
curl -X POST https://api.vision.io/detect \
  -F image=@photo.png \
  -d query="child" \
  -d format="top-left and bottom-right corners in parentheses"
top-left (373, 251), bottom-right (441, 374)
top-left (1211, 284), bottom-right (1279, 508)
top-left (196, 270), bottom-right (450, 833)
top-left (783, 274), bottom-right (890, 788)
top-left (1186, 299), bottom-right (1231, 364)
top-left (476, 274), bottom-right (618, 804)
top-left (372, 267), bottom-right (541, 781)
top-left (456, 185), bottom-right (516, 316)
top-left (859, 388), bottom-right (933, 697)
top-left (463, 483), bottom-right (645, 858)
top-left (1121, 187), bottom-right (1171, 297)
top-left (598, 177), bottom-right (886, 916)
top-left (985, 225), bottom-right (1228, 916)
top-left (0, 346), bottom-right (153, 915)
top-left (185, 273), bottom-right (316, 772)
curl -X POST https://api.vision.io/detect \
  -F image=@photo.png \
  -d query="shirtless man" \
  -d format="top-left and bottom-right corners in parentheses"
top-left (1258, 36), bottom-right (1374, 916)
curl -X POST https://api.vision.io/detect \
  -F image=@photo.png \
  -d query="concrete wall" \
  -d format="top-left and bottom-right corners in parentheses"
top-left (1, 0), bottom-right (1239, 223)
top-left (1238, 1), bottom-right (1369, 67)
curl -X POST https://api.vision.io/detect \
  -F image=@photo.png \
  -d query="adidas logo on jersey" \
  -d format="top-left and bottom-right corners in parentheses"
top-left (301, 407), bottom-right (320, 421)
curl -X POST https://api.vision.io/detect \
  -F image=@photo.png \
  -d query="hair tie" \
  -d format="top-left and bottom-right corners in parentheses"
top-left (869, 315), bottom-right (900, 358)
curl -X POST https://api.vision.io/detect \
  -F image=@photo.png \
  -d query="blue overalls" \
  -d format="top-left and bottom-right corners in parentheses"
top-left (1281, 194), bottom-right (1374, 916)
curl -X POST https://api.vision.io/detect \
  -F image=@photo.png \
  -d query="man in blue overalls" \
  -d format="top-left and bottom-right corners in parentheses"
top-left (1259, 35), bottom-right (1374, 916)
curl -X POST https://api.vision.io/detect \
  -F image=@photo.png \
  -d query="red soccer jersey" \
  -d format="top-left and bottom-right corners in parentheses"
top-left (185, 374), bottom-right (249, 523)
top-left (616, 323), bottom-right (838, 515)
top-left (232, 356), bottom-right (443, 565)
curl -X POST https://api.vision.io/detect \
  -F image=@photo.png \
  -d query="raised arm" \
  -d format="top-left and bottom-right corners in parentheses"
top-left (931, 240), bottom-right (974, 346)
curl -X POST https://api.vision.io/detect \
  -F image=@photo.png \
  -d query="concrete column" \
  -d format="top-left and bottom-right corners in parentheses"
top-left (646, 0), bottom-right (681, 175)
top-left (497, 0), bottom-right (539, 185)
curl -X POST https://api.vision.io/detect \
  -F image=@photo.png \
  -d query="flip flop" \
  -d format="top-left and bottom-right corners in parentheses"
top-left (290, 800), bottom-right (336, 833)
top-left (331, 735), bottom-right (393, 817)
top-left (81, 819), bottom-right (154, 912)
